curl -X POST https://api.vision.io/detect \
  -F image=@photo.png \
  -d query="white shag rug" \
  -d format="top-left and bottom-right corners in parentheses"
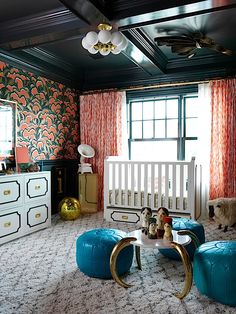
top-left (0, 212), bottom-right (235, 314)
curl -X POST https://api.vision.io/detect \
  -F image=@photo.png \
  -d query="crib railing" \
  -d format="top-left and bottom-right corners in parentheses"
top-left (104, 157), bottom-right (196, 219)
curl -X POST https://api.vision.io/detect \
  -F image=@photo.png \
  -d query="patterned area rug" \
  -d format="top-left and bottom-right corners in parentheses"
top-left (0, 213), bottom-right (235, 314)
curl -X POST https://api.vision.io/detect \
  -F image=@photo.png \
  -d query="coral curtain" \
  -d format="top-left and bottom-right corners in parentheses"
top-left (209, 79), bottom-right (236, 199)
top-left (80, 91), bottom-right (124, 210)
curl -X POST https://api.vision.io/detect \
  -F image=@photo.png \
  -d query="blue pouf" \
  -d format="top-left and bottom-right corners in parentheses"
top-left (76, 228), bottom-right (134, 279)
top-left (159, 217), bottom-right (205, 260)
top-left (194, 241), bottom-right (236, 307)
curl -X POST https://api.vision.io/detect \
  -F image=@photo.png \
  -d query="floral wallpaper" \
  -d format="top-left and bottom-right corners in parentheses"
top-left (0, 61), bottom-right (79, 160)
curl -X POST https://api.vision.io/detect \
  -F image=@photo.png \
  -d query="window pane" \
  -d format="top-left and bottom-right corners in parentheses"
top-left (132, 121), bottom-right (142, 138)
top-left (167, 119), bottom-right (178, 138)
top-left (185, 140), bottom-right (198, 160)
top-left (166, 98), bottom-right (178, 118)
top-left (185, 118), bottom-right (198, 137)
top-left (185, 97), bottom-right (198, 117)
top-left (143, 101), bottom-right (153, 120)
top-left (130, 141), bottom-right (177, 161)
top-left (155, 120), bottom-right (165, 138)
top-left (143, 121), bottom-right (153, 138)
top-left (155, 100), bottom-right (165, 119)
top-left (131, 102), bottom-right (142, 120)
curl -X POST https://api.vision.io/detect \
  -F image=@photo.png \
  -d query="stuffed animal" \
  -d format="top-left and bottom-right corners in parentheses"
top-left (140, 207), bottom-right (152, 235)
top-left (208, 198), bottom-right (236, 232)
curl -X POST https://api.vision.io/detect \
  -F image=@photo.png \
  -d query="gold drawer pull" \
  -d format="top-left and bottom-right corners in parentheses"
top-left (3, 190), bottom-right (11, 195)
top-left (4, 222), bottom-right (11, 228)
top-left (35, 213), bottom-right (41, 219)
top-left (35, 185), bottom-right (41, 190)
top-left (122, 215), bottom-right (128, 220)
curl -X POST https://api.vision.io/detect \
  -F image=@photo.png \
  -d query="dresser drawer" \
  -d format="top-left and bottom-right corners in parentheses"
top-left (0, 177), bottom-right (24, 210)
top-left (110, 209), bottom-right (140, 223)
top-left (26, 203), bottom-right (50, 229)
top-left (0, 210), bottom-right (22, 240)
top-left (25, 173), bottom-right (50, 202)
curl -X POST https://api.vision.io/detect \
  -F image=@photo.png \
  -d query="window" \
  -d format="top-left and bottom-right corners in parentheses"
top-left (127, 92), bottom-right (198, 161)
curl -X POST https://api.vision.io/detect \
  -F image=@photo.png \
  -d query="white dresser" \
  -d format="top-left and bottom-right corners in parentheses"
top-left (0, 171), bottom-right (51, 245)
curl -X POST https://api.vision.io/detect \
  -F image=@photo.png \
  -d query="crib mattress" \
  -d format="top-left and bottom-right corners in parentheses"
top-left (108, 190), bottom-right (188, 210)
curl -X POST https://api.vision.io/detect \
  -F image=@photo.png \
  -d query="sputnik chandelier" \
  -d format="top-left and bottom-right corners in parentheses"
top-left (81, 23), bottom-right (128, 56)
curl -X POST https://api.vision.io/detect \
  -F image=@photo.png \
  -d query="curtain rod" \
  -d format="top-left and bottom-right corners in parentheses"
top-left (81, 79), bottom-right (212, 95)
top-left (122, 79), bottom-right (211, 92)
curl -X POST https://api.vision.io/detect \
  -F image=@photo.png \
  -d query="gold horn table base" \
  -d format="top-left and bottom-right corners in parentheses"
top-left (110, 229), bottom-right (193, 299)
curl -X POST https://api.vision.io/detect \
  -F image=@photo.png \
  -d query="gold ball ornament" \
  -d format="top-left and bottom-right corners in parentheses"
top-left (58, 197), bottom-right (81, 220)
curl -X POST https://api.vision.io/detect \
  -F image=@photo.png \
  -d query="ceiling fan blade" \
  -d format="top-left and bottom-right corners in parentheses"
top-left (155, 30), bottom-right (234, 58)
top-left (199, 36), bottom-right (214, 46)
top-left (171, 45), bottom-right (196, 54)
top-left (155, 36), bottom-right (195, 46)
top-left (210, 44), bottom-right (234, 56)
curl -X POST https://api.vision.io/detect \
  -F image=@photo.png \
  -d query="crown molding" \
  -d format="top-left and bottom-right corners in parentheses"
top-left (0, 49), bottom-right (78, 89)
top-left (0, 8), bottom-right (79, 34)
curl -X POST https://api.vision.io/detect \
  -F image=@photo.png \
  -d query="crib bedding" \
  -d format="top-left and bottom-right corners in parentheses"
top-left (108, 190), bottom-right (188, 210)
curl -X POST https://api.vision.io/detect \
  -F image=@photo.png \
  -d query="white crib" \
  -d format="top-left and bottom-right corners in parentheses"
top-left (104, 157), bottom-right (198, 224)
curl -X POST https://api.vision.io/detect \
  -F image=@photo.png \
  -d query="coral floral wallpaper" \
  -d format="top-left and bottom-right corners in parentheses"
top-left (0, 61), bottom-right (79, 160)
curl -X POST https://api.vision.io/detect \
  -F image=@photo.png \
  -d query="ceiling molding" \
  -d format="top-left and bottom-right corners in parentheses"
top-left (166, 54), bottom-right (236, 71)
top-left (0, 8), bottom-right (78, 35)
top-left (122, 28), bottom-right (167, 73)
top-left (58, 0), bottom-right (110, 26)
top-left (118, 0), bottom-right (236, 30)
top-left (80, 67), bottom-right (230, 91)
top-left (0, 49), bottom-right (78, 88)
top-left (0, 8), bottom-right (87, 50)
top-left (107, 0), bottom-right (204, 19)
top-left (23, 47), bottom-right (75, 74)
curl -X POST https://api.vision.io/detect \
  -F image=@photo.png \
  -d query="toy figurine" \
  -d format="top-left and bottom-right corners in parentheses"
top-left (156, 207), bottom-right (169, 238)
top-left (148, 217), bottom-right (157, 239)
top-left (163, 216), bottom-right (173, 241)
top-left (140, 207), bottom-right (152, 235)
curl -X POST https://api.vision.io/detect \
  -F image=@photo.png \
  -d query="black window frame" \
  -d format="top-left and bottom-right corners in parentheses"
top-left (126, 85), bottom-right (198, 161)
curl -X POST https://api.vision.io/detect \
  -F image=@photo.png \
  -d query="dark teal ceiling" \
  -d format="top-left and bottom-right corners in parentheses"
top-left (0, 0), bottom-right (236, 91)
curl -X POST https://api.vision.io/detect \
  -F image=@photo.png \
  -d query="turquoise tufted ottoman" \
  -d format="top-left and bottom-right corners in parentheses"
top-left (194, 241), bottom-right (236, 307)
top-left (76, 228), bottom-right (134, 279)
top-left (159, 217), bottom-right (205, 260)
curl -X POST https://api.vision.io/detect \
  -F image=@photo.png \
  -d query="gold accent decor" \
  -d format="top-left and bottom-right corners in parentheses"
top-left (122, 215), bottom-right (128, 220)
top-left (110, 237), bottom-right (137, 288)
top-left (58, 197), bottom-right (81, 220)
top-left (171, 241), bottom-right (193, 299)
top-left (97, 23), bottom-right (112, 31)
top-left (94, 42), bottom-right (116, 52)
top-left (3, 190), bottom-right (11, 195)
top-left (35, 185), bottom-right (41, 190)
top-left (135, 245), bottom-right (142, 270)
top-left (35, 213), bottom-right (41, 219)
top-left (82, 22), bottom-right (128, 55)
top-left (57, 177), bottom-right (63, 194)
top-left (93, 23), bottom-right (116, 52)
top-left (93, 23), bottom-right (116, 53)
top-left (4, 222), bottom-right (11, 228)
top-left (177, 230), bottom-right (201, 248)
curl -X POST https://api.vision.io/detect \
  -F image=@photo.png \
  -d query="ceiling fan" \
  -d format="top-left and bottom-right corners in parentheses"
top-left (154, 31), bottom-right (234, 58)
